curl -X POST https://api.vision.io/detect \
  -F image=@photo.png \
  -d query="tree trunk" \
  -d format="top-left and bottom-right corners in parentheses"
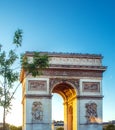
top-left (3, 107), bottom-right (6, 130)
top-left (3, 68), bottom-right (6, 130)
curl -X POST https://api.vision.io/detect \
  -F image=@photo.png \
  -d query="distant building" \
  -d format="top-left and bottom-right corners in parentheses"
top-left (103, 120), bottom-right (115, 128)
top-left (110, 120), bottom-right (115, 124)
top-left (52, 121), bottom-right (64, 130)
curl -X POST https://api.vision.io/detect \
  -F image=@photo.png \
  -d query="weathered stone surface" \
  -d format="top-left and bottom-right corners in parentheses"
top-left (21, 52), bottom-right (106, 130)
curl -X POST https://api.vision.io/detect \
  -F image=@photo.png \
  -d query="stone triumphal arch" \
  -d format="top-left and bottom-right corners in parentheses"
top-left (20, 52), bottom-right (106, 130)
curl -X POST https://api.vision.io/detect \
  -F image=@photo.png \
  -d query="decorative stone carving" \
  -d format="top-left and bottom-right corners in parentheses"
top-left (49, 57), bottom-right (101, 66)
top-left (49, 78), bottom-right (79, 93)
top-left (85, 102), bottom-right (98, 123)
top-left (43, 69), bottom-right (102, 77)
top-left (82, 82), bottom-right (100, 92)
top-left (28, 80), bottom-right (47, 91)
top-left (32, 101), bottom-right (43, 121)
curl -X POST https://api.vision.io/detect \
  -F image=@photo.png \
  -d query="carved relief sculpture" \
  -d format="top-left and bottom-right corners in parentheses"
top-left (43, 69), bottom-right (102, 77)
top-left (28, 80), bottom-right (47, 91)
top-left (85, 102), bottom-right (98, 123)
top-left (49, 78), bottom-right (79, 93)
top-left (32, 101), bottom-right (43, 121)
top-left (83, 82), bottom-right (100, 92)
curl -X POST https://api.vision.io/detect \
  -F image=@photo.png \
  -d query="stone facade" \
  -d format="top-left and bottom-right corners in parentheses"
top-left (20, 52), bottom-right (106, 130)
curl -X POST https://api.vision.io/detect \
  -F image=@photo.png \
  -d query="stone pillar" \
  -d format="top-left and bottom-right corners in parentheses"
top-left (64, 102), bottom-right (68, 130)
top-left (72, 98), bottom-right (78, 130)
top-left (25, 96), bottom-right (52, 130)
top-left (67, 97), bottom-right (78, 130)
top-left (22, 78), bottom-right (52, 130)
top-left (78, 98), bottom-right (103, 130)
top-left (77, 79), bottom-right (103, 130)
top-left (68, 105), bottom-right (73, 130)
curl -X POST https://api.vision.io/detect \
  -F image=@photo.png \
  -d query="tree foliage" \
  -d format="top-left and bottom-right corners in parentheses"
top-left (104, 124), bottom-right (115, 130)
top-left (0, 29), bottom-right (49, 130)
top-left (21, 52), bottom-right (49, 77)
top-left (9, 125), bottom-right (22, 130)
top-left (13, 29), bottom-right (23, 47)
top-left (0, 29), bottom-right (23, 130)
top-left (0, 124), bottom-right (22, 130)
top-left (56, 127), bottom-right (64, 130)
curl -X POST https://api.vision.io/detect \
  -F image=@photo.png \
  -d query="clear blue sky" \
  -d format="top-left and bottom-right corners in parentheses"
top-left (0, 0), bottom-right (115, 125)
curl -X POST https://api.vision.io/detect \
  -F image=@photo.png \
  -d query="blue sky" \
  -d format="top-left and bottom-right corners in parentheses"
top-left (0, 0), bottom-right (115, 125)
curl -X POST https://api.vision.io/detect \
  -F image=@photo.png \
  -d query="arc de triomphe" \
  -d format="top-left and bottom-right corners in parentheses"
top-left (20, 52), bottom-right (106, 130)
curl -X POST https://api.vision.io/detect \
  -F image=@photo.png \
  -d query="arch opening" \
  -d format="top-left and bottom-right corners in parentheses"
top-left (52, 82), bottom-right (77, 130)
top-left (52, 93), bottom-right (64, 129)
top-left (52, 82), bottom-right (77, 101)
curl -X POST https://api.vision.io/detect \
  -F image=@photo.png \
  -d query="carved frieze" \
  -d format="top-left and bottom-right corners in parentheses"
top-left (32, 101), bottom-right (43, 121)
top-left (49, 57), bottom-right (101, 66)
top-left (28, 80), bottom-right (47, 91)
top-left (85, 102), bottom-right (98, 123)
top-left (82, 82), bottom-right (100, 92)
top-left (43, 69), bottom-right (102, 77)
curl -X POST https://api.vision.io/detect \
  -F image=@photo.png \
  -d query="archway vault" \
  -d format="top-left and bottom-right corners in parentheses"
top-left (51, 80), bottom-right (78, 130)
top-left (52, 82), bottom-right (77, 102)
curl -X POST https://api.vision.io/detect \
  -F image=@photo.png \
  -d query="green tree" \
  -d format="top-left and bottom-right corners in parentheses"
top-left (0, 29), bottom-right (23, 130)
top-left (0, 123), bottom-right (9, 130)
top-left (0, 29), bottom-right (49, 130)
top-left (105, 124), bottom-right (115, 130)
top-left (56, 127), bottom-right (64, 130)
top-left (21, 51), bottom-right (49, 77)
top-left (9, 125), bottom-right (22, 130)
top-left (17, 126), bottom-right (22, 130)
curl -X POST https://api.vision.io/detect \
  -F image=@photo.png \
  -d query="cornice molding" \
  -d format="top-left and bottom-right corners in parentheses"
top-left (77, 95), bottom-right (103, 99)
top-left (25, 51), bottom-right (103, 59)
top-left (49, 64), bottom-right (107, 71)
top-left (25, 94), bottom-right (52, 99)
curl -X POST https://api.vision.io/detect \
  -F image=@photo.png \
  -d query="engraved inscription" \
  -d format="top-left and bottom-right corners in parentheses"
top-left (28, 80), bottom-right (47, 91)
top-left (82, 82), bottom-right (100, 92)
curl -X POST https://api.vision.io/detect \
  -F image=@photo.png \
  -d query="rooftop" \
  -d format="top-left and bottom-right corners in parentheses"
top-left (25, 51), bottom-right (103, 59)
